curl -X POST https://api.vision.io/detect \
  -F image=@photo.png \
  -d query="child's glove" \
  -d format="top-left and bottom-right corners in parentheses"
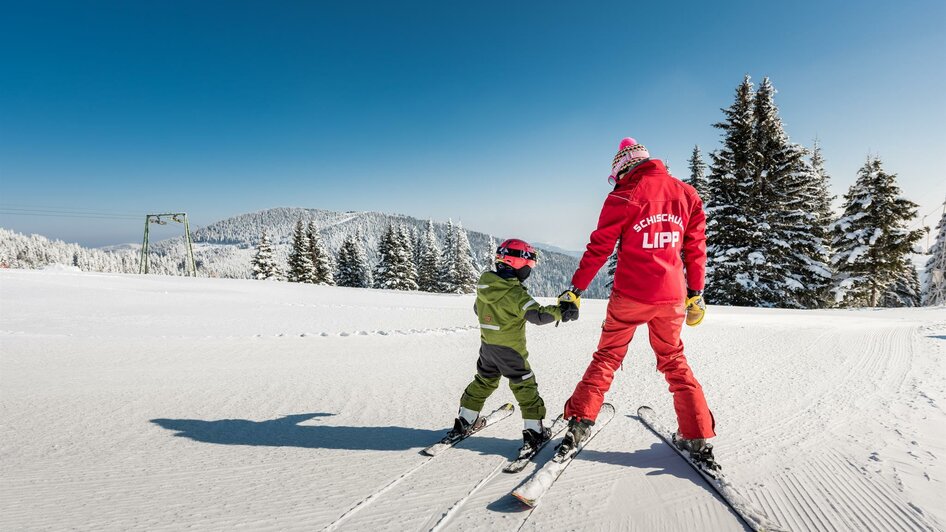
top-left (685, 289), bottom-right (705, 327)
top-left (558, 288), bottom-right (582, 322)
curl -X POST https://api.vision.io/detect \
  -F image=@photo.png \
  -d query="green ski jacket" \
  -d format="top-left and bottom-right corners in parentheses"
top-left (474, 271), bottom-right (562, 357)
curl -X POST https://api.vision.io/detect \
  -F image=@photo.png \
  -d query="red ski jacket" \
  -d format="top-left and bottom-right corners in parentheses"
top-left (571, 159), bottom-right (707, 304)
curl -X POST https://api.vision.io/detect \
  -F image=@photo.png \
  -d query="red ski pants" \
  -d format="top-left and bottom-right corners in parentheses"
top-left (564, 294), bottom-right (716, 439)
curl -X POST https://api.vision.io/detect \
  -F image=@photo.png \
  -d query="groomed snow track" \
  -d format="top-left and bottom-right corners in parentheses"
top-left (1, 270), bottom-right (943, 531)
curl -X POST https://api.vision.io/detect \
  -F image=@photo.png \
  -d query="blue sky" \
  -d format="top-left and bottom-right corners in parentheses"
top-left (1, 1), bottom-right (944, 249)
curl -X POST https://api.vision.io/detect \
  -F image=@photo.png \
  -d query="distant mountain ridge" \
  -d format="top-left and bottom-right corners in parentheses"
top-left (178, 207), bottom-right (610, 298)
top-left (0, 208), bottom-right (611, 298)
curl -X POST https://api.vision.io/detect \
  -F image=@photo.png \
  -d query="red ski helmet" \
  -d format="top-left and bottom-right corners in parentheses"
top-left (496, 239), bottom-right (537, 270)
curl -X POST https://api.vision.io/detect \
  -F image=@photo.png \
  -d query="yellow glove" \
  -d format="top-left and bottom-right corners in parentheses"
top-left (557, 290), bottom-right (582, 308)
top-left (685, 293), bottom-right (705, 327)
top-left (557, 289), bottom-right (582, 323)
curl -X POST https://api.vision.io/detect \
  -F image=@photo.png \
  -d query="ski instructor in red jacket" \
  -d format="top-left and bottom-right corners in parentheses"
top-left (554, 137), bottom-right (718, 467)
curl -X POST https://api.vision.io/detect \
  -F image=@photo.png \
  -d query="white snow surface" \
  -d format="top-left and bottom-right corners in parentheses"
top-left (2, 269), bottom-right (945, 531)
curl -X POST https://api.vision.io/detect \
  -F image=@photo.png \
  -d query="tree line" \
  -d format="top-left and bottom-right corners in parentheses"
top-left (251, 218), bottom-right (485, 294)
top-left (685, 75), bottom-right (934, 308)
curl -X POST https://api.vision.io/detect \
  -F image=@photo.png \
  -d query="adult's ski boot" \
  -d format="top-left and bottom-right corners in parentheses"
top-left (554, 417), bottom-right (593, 461)
top-left (673, 433), bottom-right (721, 472)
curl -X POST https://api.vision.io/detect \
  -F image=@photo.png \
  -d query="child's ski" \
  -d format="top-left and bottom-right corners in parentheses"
top-left (511, 403), bottom-right (615, 506)
top-left (503, 415), bottom-right (567, 473)
top-left (636, 406), bottom-right (787, 532)
top-left (422, 403), bottom-right (515, 457)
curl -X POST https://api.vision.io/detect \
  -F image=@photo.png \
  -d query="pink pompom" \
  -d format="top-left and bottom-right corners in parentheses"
top-left (619, 137), bottom-right (637, 149)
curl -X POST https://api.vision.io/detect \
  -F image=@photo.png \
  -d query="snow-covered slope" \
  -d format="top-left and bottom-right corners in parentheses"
top-left (1, 269), bottom-right (944, 531)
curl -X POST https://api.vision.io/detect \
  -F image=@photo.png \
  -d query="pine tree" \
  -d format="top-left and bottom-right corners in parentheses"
top-left (447, 223), bottom-right (478, 293)
top-left (484, 236), bottom-right (497, 272)
top-left (605, 242), bottom-right (619, 289)
top-left (373, 224), bottom-right (418, 291)
top-left (373, 225), bottom-right (396, 289)
top-left (705, 75), bottom-right (759, 306)
top-left (923, 209), bottom-right (946, 305)
top-left (410, 225), bottom-right (421, 264)
top-left (706, 76), bottom-right (833, 309)
top-left (394, 224), bottom-right (419, 290)
top-left (307, 221), bottom-right (335, 285)
top-left (336, 234), bottom-right (371, 288)
top-left (752, 77), bottom-right (832, 308)
top-left (883, 259), bottom-right (922, 307)
top-left (800, 139), bottom-right (837, 307)
top-left (417, 220), bottom-right (443, 292)
top-left (831, 157), bottom-right (924, 307)
top-left (251, 230), bottom-right (282, 281)
top-left (439, 219), bottom-right (457, 292)
top-left (809, 140), bottom-right (836, 230)
top-left (686, 145), bottom-right (710, 202)
top-left (286, 219), bottom-right (314, 283)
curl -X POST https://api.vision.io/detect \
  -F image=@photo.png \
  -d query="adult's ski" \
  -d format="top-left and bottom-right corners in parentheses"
top-left (511, 403), bottom-right (615, 506)
top-left (422, 403), bottom-right (515, 457)
top-left (503, 415), bottom-right (567, 473)
top-left (636, 406), bottom-right (787, 532)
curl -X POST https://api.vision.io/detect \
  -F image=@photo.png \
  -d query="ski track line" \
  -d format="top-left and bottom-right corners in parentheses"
top-left (1, 458), bottom-right (372, 531)
top-left (322, 454), bottom-right (436, 532)
top-left (735, 325), bottom-right (907, 456)
top-left (721, 328), bottom-right (835, 450)
top-left (750, 448), bottom-right (934, 532)
top-left (427, 457), bottom-right (508, 532)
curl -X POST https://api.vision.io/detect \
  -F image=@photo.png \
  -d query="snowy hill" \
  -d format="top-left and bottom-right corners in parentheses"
top-left (0, 208), bottom-right (611, 298)
top-left (180, 207), bottom-right (610, 298)
top-left (2, 269), bottom-right (944, 531)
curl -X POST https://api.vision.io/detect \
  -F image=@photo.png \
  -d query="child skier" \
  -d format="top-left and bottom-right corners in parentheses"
top-left (443, 238), bottom-right (574, 458)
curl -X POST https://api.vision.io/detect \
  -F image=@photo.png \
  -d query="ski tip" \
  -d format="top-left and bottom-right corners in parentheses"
top-left (511, 491), bottom-right (537, 508)
top-left (600, 403), bottom-right (615, 414)
top-left (637, 405), bottom-right (653, 416)
top-left (501, 402), bottom-right (515, 412)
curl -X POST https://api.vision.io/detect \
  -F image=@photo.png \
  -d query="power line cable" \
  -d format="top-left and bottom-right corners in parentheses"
top-left (0, 203), bottom-right (143, 217)
top-left (0, 210), bottom-right (142, 221)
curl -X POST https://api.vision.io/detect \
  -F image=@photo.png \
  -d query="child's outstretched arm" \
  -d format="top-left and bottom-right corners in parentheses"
top-left (518, 287), bottom-right (563, 326)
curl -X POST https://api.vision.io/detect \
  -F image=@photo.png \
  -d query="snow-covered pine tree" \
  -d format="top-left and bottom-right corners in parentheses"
top-left (448, 222), bottom-right (478, 293)
top-left (831, 157), bottom-right (924, 307)
top-left (372, 225), bottom-right (395, 289)
top-left (394, 224), bottom-right (419, 290)
top-left (605, 242), bottom-right (619, 289)
top-left (307, 221), bottom-right (335, 285)
top-left (373, 224), bottom-right (418, 291)
top-left (251, 230), bottom-right (282, 280)
top-left (417, 220), bottom-right (443, 292)
top-left (410, 225), bottom-right (421, 264)
top-left (286, 219), bottom-right (314, 283)
top-left (483, 236), bottom-right (497, 272)
top-left (336, 234), bottom-right (371, 288)
top-left (883, 259), bottom-right (922, 307)
top-left (752, 77), bottom-right (832, 308)
top-left (809, 140), bottom-right (836, 230)
top-left (923, 209), bottom-right (946, 305)
top-left (706, 75), bottom-right (759, 306)
top-left (799, 139), bottom-right (837, 307)
top-left (439, 219), bottom-right (457, 292)
top-left (686, 145), bottom-right (710, 202)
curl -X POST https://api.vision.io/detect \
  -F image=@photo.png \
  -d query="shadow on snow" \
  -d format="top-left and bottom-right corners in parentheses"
top-left (150, 413), bottom-right (510, 454)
